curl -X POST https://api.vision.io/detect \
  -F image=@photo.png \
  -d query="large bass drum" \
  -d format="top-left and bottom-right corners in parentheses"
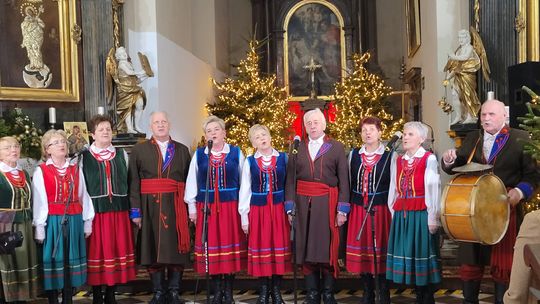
top-left (441, 173), bottom-right (509, 245)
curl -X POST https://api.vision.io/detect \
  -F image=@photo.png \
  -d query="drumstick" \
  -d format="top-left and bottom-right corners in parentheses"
top-left (466, 136), bottom-right (482, 164)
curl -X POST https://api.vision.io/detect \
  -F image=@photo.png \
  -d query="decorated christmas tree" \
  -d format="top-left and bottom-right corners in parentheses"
top-left (329, 52), bottom-right (403, 149)
top-left (519, 87), bottom-right (540, 161)
top-left (518, 86), bottom-right (540, 213)
top-left (207, 40), bottom-right (295, 154)
top-left (0, 108), bottom-right (43, 159)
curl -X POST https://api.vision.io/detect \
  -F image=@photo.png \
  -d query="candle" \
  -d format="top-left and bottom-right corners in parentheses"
top-left (97, 106), bottom-right (105, 115)
top-left (48, 107), bottom-right (56, 124)
top-left (487, 91), bottom-right (495, 100)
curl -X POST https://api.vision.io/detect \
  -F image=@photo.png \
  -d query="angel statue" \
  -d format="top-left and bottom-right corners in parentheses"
top-left (20, 4), bottom-right (52, 88)
top-left (443, 27), bottom-right (490, 125)
top-left (106, 46), bottom-right (154, 134)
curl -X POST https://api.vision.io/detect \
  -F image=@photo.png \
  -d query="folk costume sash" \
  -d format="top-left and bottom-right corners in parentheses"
top-left (296, 180), bottom-right (340, 278)
top-left (142, 138), bottom-right (189, 253)
top-left (140, 178), bottom-right (190, 253)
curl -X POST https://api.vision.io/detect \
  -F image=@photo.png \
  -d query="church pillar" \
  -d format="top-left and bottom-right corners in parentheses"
top-left (81, 0), bottom-right (115, 121)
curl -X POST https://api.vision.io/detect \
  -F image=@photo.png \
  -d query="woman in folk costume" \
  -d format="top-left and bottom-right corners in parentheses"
top-left (0, 137), bottom-right (41, 302)
top-left (185, 115), bottom-right (246, 304)
top-left (82, 115), bottom-right (136, 304)
top-left (345, 117), bottom-right (392, 304)
top-left (238, 124), bottom-right (291, 304)
top-left (386, 121), bottom-right (441, 304)
top-left (32, 129), bottom-right (95, 304)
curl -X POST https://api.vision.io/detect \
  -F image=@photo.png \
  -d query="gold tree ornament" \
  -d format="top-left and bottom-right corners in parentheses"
top-left (207, 40), bottom-right (295, 155)
top-left (328, 52), bottom-right (403, 149)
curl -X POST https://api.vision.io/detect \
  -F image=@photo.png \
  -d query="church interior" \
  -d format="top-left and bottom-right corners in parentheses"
top-left (1, 0), bottom-right (540, 303)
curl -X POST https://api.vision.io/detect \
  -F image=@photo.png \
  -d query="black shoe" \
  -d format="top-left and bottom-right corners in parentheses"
top-left (149, 271), bottom-right (166, 304)
top-left (47, 290), bottom-right (60, 304)
top-left (416, 285), bottom-right (435, 304)
top-left (212, 275), bottom-right (224, 304)
top-left (360, 274), bottom-right (374, 304)
top-left (223, 274), bottom-right (235, 304)
top-left (462, 280), bottom-right (480, 304)
top-left (92, 286), bottom-right (104, 304)
top-left (303, 272), bottom-right (320, 304)
top-left (104, 286), bottom-right (117, 304)
top-left (494, 282), bottom-right (507, 304)
top-left (321, 272), bottom-right (336, 304)
top-left (270, 275), bottom-right (285, 304)
top-left (377, 274), bottom-right (390, 304)
top-left (256, 277), bottom-right (270, 304)
top-left (167, 270), bottom-right (184, 304)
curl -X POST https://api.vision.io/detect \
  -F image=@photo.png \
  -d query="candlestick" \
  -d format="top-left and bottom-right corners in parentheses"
top-left (97, 106), bottom-right (105, 115)
top-left (487, 91), bottom-right (495, 100)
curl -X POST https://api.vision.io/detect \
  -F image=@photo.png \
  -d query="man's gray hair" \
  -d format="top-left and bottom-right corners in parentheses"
top-left (303, 108), bottom-right (326, 128)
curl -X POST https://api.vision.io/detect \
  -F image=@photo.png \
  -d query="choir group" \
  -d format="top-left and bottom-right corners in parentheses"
top-left (0, 99), bottom-right (537, 304)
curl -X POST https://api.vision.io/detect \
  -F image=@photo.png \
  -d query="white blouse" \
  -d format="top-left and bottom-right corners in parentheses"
top-left (387, 147), bottom-right (441, 226)
top-left (32, 159), bottom-right (95, 233)
top-left (184, 143), bottom-right (245, 215)
top-left (238, 149), bottom-right (280, 227)
top-left (0, 161), bottom-right (21, 175)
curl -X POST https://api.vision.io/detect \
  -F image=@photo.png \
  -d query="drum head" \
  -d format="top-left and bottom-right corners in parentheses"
top-left (470, 174), bottom-right (509, 245)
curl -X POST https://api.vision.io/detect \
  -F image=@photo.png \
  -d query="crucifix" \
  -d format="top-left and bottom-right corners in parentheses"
top-left (303, 57), bottom-right (322, 99)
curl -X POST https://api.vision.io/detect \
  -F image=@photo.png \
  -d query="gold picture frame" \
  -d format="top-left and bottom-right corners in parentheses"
top-left (0, 0), bottom-right (80, 102)
top-left (63, 121), bottom-right (89, 155)
top-left (283, 0), bottom-right (346, 101)
top-left (406, 0), bottom-right (421, 57)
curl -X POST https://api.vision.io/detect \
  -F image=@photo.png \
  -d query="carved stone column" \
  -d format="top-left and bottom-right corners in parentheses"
top-left (81, 0), bottom-right (115, 120)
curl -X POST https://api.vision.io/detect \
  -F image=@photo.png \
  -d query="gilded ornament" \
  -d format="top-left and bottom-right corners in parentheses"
top-left (443, 27), bottom-right (490, 126)
top-left (515, 12), bottom-right (526, 33)
top-left (71, 23), bottom-right (82, 44)
top-left (106, 47), bottom-right (153, 135)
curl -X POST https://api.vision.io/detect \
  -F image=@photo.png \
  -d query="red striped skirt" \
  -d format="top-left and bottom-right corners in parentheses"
top-left (247, 202), bottom-right (292, 277)
top-left (86, 211), bottom-right (137, 286)
top-left (194, 200), bottom-right (247, 274)
top-left (345, 204), bottom-right (391, 274)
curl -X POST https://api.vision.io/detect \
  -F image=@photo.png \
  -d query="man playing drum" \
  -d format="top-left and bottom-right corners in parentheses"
top-left (441, 99), bottom-right (539, 304)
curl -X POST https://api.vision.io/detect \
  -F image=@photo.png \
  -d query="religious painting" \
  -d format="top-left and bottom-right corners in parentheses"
top-left (406, 0), bottom-right (421, 57)
top-left (63, 122), bottom-right (89, 155)
top-left (0, 0), bottom-right (80, 102)
top-left (283, 0), bottom-right (346, 101)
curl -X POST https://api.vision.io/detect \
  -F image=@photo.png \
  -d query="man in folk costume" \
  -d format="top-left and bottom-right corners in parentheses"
top-left (285, 108), bottom-right (350, 304)
top-left (129, 111), bottom-right (192, 304)
top-left (442, 99), bottom-right (539, 304)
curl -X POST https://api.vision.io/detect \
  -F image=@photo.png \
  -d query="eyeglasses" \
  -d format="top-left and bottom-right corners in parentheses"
top-left (47, 139), bottom-right (66, 147)
top-left (0, 144), bottom-right (21, 150)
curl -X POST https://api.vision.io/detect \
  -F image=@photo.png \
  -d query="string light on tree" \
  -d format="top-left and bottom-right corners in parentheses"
top-left (518, 86), bottom-right (540, 213)
top-left (207, 39), bottom-right (295, 155)
top-left (328, 52), bottom-right (403, 149)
